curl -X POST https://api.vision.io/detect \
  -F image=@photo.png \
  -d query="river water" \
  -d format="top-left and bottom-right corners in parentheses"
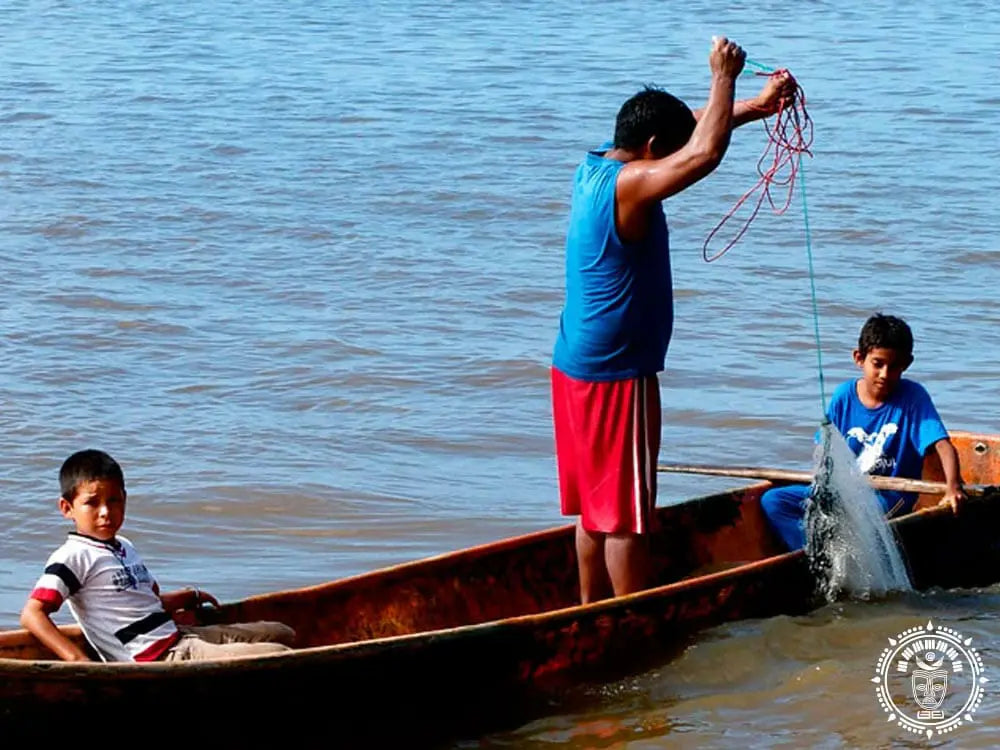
top-left (2, 1), bottom-right (999, 746)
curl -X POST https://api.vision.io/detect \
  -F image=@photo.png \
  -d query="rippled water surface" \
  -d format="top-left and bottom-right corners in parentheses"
top-left (2, 1), bottom-right (999, 746)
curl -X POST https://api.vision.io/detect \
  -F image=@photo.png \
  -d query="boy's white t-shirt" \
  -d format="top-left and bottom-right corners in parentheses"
top-left (30, 532), bottom-right (180, 662)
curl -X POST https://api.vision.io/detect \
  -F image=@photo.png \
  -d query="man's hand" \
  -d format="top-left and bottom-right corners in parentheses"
top-left (754, 70), bottom-right (797, 115)
top-left (709, 36), bottom-right (746, 80)
top-left (937, 484), bottom-right (967, 514)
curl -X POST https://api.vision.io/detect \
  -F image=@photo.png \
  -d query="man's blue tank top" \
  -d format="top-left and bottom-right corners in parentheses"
top-left (552, 146), bottom-right (673, 381)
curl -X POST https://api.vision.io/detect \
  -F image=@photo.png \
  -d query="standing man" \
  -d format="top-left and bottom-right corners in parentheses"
top-left (552, 37), bottom-right (795, 603)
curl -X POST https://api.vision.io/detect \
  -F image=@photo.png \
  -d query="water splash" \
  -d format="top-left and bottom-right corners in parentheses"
top-left (804, 422), bottom-right (912, 601)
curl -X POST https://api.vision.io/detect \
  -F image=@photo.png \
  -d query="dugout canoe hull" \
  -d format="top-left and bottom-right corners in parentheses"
top-left (1, 431), bottom-right (998, 742)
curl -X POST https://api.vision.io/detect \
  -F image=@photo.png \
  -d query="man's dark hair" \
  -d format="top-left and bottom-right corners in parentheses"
top-left (59, 449), bottom-right (125, 501)
top-left (613, 86), bottom-right (696, 156)
top-left (857, 313), bottom-right (914, 359)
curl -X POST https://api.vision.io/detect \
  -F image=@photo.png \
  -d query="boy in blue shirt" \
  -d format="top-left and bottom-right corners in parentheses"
top-left (761, 314), bottom-right (966, 550)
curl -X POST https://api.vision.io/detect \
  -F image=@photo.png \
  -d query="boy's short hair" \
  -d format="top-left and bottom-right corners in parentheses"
top-left (613, 86), bottom-right (696, 157)
top-left (60, 449), bottom-right (125, 502)
top-left (858, 313), bottom-right (914, 359)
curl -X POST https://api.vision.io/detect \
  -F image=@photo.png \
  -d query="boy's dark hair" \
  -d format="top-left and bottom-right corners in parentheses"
top-left (59, 449), bottom-right (125, 502)
top-left (858, 314), bottom-right (914, 359)
top-left (613, 86), bottom-right (696, 157)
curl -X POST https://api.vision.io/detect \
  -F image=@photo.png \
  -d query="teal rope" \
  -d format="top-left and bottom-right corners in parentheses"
top-left (798, 153), bottom-right (828, 416)
top-left (744, 58), bottom-right (773, 73)
top-left (744, 55), bottom-right (828, 415)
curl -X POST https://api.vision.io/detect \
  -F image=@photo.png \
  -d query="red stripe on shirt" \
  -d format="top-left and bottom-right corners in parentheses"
top-left (133, 631), bottom-right (182, 662)
top-left (30, 587), bottom-right (64, 609)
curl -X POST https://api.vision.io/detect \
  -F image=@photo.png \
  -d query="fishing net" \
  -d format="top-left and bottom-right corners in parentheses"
top-left (804, 421), bottom-right (913, 601)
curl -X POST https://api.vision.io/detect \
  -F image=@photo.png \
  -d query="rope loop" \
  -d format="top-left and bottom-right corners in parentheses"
top-left (702, 69), bottom-right (813, 262)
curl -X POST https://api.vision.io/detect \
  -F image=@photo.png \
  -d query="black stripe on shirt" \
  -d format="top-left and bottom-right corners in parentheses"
top-left (44, 563), bottom-right (82, 596)
top-left (115, 611), bottom-right (173, 645)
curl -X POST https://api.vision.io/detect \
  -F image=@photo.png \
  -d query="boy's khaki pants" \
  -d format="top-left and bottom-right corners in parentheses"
top-left (163, 621), bottom-right (295, 661)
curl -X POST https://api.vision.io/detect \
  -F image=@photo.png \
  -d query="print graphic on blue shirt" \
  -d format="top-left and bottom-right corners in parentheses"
top-left (828, 378), bottom-right (948, 509)
top-left (846, 423), bottom-right (899, 474)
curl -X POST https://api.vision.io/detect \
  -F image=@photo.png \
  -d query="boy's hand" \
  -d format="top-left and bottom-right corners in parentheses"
top-left (195, 589), bottom-right (221, 608)
top-left (161, 587), bottom-right (221, 613)
top-left (754, 70), bottom-right (796, 115)
top-left (709, 36), bottom-right (746, 80)
top-left (937, 484), bottom-right (967, 514)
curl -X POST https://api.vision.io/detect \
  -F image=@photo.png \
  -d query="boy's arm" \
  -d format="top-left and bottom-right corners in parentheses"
top-left (693, 71), bottom-right (796, 128)
top-left (932, 438), bottom-right (966, 513)
top-left (20, 599), bottom-right (90, 661)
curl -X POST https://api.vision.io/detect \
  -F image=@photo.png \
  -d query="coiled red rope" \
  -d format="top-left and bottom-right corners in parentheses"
top-left (703, 69), bottom-right (813, 262)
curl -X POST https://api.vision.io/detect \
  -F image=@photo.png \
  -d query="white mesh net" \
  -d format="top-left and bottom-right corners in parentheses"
top-left (805, 421), bottom-right (912, 600)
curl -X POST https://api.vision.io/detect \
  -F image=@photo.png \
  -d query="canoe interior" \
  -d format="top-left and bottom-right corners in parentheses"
top-left (1, 431), bottom-right (997, 662)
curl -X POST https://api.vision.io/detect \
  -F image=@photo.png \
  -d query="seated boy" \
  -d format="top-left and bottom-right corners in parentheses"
top-left (761, 314), bottom-right (966, 550)
top-left (20, 449), bottom-right (295, 662)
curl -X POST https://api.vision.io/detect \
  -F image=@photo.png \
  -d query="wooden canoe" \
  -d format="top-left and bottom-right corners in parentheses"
top-left (2, 430), bottom-right (999, 742)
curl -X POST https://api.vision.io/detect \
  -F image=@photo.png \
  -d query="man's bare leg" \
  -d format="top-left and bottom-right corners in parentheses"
top-left (575, 519), bottom-right (612, 603)
top-left (605, 533), bottom-right (650, 597)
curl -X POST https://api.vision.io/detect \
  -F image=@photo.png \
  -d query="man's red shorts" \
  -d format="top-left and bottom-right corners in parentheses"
top-left (551, 367), bottom-right (661, 534)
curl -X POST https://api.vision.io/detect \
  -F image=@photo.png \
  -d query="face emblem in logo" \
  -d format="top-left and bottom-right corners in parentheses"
top-left (911, 650), bottom-right (948, 710)
top-left (912, 668), bottom-right (948, 710)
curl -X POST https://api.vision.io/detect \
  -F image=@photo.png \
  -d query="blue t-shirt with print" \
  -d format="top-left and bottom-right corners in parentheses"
top-left (827, 378), bottom-right (948, 513)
